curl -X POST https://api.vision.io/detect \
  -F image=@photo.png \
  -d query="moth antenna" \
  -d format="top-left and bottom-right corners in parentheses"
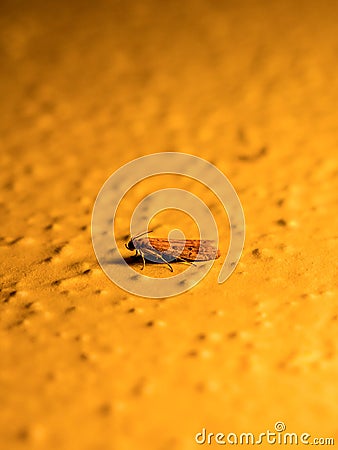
top-left (132, 230), bottom-right (153, 239)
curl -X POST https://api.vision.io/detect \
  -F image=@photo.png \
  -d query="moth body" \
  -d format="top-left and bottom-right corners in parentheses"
top-left (125, 232), bottom-right (220, 272)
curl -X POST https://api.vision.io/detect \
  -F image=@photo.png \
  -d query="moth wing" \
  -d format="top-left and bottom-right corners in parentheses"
top-left (179, 240), bottom-right (220, 261)
top-left (146, 238), bottom-right (220, 261)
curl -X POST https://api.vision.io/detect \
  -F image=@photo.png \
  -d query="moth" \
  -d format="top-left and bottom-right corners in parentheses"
top-left (125, 231), bottom-right (221, 272)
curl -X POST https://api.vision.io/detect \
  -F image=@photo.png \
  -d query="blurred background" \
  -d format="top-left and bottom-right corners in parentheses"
top-left (0, 0), bottom-right (337, 449)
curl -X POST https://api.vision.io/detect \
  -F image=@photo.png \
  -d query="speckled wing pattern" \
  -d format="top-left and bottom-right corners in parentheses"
top-left (133, 237), bottom-right (221, 261)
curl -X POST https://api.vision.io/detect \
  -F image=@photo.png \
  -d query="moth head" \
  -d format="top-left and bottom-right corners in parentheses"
top-left (125, 230), bottom-right (152, 251)
top-left (125, 239), bottom-right (135, 251)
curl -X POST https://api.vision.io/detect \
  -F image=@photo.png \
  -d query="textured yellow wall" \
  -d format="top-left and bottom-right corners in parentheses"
top-left (0, 1), bottom-right (337, 449)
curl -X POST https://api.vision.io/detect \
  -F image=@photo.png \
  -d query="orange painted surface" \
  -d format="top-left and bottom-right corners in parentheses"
top-left (0, 1), bottom-right (337, 449)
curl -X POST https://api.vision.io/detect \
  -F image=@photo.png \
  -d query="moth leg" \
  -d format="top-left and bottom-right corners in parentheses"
top-left (158, 254), bottom-right (173, 272)
top-left (139, 250), bottom-right (146, 270)
top-left (174, 256), bottom-right (197, 267)
top-left (145, 248), bottom-right (174, 272)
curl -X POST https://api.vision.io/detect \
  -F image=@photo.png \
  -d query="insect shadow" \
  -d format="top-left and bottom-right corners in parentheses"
top-left (104, 253), bottom-right (169, 268)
